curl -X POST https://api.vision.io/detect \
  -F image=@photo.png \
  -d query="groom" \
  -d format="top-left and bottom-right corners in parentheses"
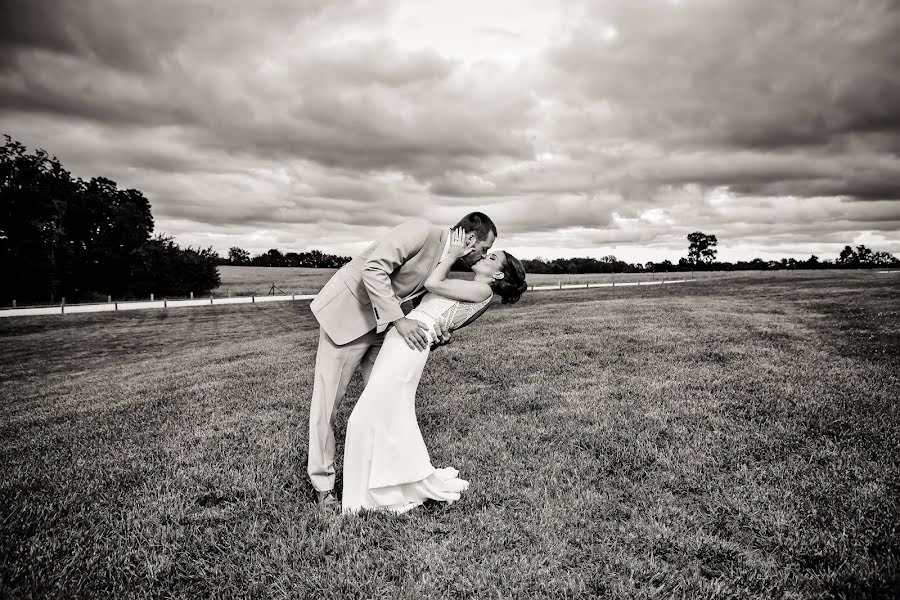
top-left (307, 212), bottom-right (497, 508)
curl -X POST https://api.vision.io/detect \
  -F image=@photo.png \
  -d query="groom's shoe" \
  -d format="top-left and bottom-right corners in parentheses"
top-left (316, 490), bottom-right (339, 510)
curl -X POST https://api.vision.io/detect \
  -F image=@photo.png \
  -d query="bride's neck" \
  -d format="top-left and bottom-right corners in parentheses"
top-left (472, 273), bottom-right (494, 284)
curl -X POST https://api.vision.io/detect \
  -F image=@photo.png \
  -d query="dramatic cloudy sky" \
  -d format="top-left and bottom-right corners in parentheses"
top-left (2, 0), bottom-right (899, 263)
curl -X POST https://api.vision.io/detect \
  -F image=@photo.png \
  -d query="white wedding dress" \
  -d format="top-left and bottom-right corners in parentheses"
top-left (341, 292), bottom-right (492, 514)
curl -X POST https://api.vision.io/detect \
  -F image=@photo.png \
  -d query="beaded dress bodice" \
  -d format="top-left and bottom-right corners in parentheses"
top-left (407, 292), bottom-right (492, 333)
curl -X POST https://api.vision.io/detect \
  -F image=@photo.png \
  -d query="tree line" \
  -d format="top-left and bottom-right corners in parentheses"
top-left (522, 232), bottom-right (898, 274)
top-left (222, 247), bottom-right (350, 269)
top-left (1, 136), bottom-right (220, 304)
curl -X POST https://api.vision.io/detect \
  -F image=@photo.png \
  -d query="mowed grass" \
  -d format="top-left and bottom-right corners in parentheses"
top-left (1, 272), bottom-right (898, 599)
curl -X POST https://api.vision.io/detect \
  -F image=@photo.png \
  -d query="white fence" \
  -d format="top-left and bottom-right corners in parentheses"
top-left (530, 278), bottom-right (695, 291)
top-left (0, 279), bottom-right (702, 319)
top-left (0, 293), bottom-right (317, 318)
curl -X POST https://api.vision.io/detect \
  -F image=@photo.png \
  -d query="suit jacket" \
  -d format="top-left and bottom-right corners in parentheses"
top-left (310, 219), bottom-right (448, 345)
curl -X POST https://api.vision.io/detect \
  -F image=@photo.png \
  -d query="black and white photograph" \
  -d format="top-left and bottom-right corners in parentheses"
top-left (1, 0), bottom-right (898, 598)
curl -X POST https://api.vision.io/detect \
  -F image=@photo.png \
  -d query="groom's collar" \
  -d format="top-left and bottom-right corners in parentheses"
top-left (422, 226), bottom-right (449, 280)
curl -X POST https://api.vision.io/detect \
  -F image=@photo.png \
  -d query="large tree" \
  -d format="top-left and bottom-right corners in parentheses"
top-left (227, 246), bottom-right (251, 266)
top-left (687, 231), bottom-right (718, 265)
top-left (1, 137), bottom-right (154, 303)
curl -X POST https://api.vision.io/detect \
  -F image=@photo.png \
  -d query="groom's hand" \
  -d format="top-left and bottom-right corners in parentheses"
top-left (432, 321), bottom-right (452, 348)
top-left (393, 317), bottom-right (430, 351)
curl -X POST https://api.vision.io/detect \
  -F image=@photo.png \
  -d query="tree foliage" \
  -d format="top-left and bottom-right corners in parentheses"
top-left (221, 247), bottom-right (351, 268)
top-left (1, 135), bottom-right (219, 303)
top-left (131, 235), bottom-right (220, 297)
top-left (227, 246), bottom-right (251, 266)
top-left (687, 231), bottom-right (718, 264)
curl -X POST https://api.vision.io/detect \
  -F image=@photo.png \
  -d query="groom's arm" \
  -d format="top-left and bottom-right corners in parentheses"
top-left (362, 219), bottom-right (432, 334)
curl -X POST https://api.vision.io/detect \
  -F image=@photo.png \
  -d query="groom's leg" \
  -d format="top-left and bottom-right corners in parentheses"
top-left (307, 328), bottom-right (377, 493)
top-left (358, 332), bottom-right (385, 387)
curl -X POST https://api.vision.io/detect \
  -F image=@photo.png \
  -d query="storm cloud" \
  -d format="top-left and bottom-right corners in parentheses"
top-left (1, 0), bottom-right (898, 262)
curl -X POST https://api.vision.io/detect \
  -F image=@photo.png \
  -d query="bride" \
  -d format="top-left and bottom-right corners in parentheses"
top-left (341, 227), bottom-right (527, 514)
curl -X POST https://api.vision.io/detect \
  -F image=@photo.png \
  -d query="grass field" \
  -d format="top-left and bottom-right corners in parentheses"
top-left (214, 265), bottom-right (742, 297)
top-left (1, 272), bottom-right (898, 598)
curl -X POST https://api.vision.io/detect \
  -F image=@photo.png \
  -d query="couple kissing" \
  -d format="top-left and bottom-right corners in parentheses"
top-left (306, 212), bottom-right (527, 514)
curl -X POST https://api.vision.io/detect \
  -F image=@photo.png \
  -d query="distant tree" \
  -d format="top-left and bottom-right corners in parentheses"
top-left (837, 245), bottom-right (858, 267)
top-left (687, 232), bottom-right (718, 265)
top-left (251, 249), bottom-right (286, 267)
top-left (657, 259), bottom-right (674, 272)
top-left (870, 250), bottom-right (900, 266)
top-left (227, 246), bottom-right (251, 266)
top-left (855, 244), bottom-right (873, 265)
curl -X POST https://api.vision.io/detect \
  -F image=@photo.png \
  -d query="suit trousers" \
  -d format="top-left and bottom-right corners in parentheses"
top-left (307, 327), bottom-right (384, 493)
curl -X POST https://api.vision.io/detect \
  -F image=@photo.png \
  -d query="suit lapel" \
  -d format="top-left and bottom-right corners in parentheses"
top-left (402, 226), bottom-right (447, 302)
top-left (424, 227), bottom-right (448, 280)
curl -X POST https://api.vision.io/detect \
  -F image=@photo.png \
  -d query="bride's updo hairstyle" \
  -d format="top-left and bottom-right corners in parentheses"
top-left (492, 252), bottom-right (527, 304)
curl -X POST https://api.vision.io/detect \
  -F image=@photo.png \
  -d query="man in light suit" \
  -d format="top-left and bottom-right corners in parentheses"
top-left (307, 212), bottom-right (497, 508)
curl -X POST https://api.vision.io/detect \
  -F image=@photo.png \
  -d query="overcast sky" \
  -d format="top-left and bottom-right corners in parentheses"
top-left (2, 0), bottom-right (899, 263)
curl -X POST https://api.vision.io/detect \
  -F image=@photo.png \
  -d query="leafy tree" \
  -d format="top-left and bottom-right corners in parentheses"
top-left (251, 249), bottom-right (287, 267)
top-left (855, 244), bottom-right (873, 264)
top-left (1, 136), bottom-right (75, 303)
top-left (0, 135), bottom-right (231, 303)
top-left (687, 232), bottom-right (718, 265)
top-left (838, 245), bottom-right (858, 266)
top-left (870, 250), bottom-right (900, 266)
top-left (131, 235), bottom-right (220, 297)
top-left (227, 246), bottom-right (251, 266)
top-left (1, 137), bottom-right (153, 303)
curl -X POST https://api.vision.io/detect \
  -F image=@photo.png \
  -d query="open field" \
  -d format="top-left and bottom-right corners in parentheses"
top-left (1, 272), bottom-right (898, 598)
top-left (214, 265), bottom-right (818, 298)
top-left (216, 266), bottom-right (339, 297)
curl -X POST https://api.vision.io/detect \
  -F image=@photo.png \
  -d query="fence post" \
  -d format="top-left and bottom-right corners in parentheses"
top-left (12, 300), bottom-right (15, 308)
top-left (163, 298), bottom-right (167, 308)
top-left (558, 281), bottom-right (561, 290)
top-left (115, 301), bottom-right (118, 310)
top-left (190, 292), bottom-right (194, 300)
top-left (107, 295), bottom-right (112, 303)
top-left (210, 294), bottom-right (213, 305)
top-left (252, 294), bottom-right (255, 303)
top-left (61, 297), bottom-right (65, 315)
top-left (151, 293), bottom-right (154, 302)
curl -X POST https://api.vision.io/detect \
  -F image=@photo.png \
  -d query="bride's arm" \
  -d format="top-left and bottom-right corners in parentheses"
top-left (425, 228), bottom-right (492, 303)
top-left (425, 260), bottom-right (492, 302)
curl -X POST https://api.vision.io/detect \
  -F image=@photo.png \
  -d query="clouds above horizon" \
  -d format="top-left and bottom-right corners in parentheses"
top-left (1, 0), bottom-right (899, 262)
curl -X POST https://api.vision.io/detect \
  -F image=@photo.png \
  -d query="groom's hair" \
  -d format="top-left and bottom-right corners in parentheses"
top-left (454, 212), bottom-right (497, 241)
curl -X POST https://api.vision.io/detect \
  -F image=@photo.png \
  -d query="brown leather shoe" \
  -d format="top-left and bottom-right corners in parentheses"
top-left (316, 490), bottom-right (339, 510)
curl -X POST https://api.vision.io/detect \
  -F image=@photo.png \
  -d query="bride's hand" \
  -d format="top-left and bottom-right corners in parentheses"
top-left (447, 227), bottom-right (476, 260)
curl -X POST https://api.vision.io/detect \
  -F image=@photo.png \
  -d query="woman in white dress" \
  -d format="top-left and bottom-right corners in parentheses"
top-left (341, 227), bottom-right (527, 514)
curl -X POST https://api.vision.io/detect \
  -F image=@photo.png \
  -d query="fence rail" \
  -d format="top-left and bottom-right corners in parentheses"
top-left (0, 293), bottom-right (317, 318)
top-left (0, 279), bottom-right (708, 319)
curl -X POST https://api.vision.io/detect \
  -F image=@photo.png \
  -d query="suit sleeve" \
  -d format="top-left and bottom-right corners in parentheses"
top-left (362, 219), bottom-right (431, 333)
